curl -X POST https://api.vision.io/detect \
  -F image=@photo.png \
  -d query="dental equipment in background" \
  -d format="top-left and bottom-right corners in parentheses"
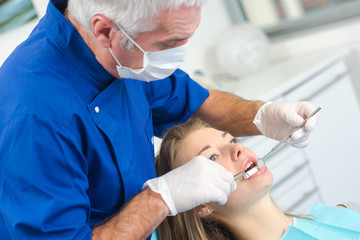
top-left (234, 106), bottom-right (321, 181)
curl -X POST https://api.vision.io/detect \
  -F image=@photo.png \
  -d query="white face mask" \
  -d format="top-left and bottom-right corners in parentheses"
top-left (108, 25), bottom-right (188, 82)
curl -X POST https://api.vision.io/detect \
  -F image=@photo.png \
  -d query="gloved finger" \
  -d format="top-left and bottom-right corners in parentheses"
top-left (280, 107), bottom-right (304, 127)
top-left (230, 178), bottom-right (237, 192)
top-left (218, 170), bottom-right (237, 193)
top-left (203, 157), bottom-right (237, 192)
top-left (215, 164), bottom-right (235, 183)
top-left (286, 101), bottom-right (318, 127)
top-left (273, 124), bottom-right (293, 141)
top-left (290, 127), bottom-right (308, 141)
top-left (304, 113), bottom-right (319, 131)
top-left (298, 101), bottom-right (317, 118)
top-left (193, 156), bottom-right (237, 196)
top-left (287, 128), bottom-right (311, 146)
top-left (208, 190), bottom-right (228, 206)
top-left (212, 175), bottom-right (236, 197)
top-left (291, 136), bottom-right (311, 148)
top-left (214, 174), bottom-right (237, 193)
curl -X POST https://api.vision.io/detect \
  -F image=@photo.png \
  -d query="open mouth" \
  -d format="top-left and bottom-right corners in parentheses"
top-left (244, 161), bottom-right (260, 178)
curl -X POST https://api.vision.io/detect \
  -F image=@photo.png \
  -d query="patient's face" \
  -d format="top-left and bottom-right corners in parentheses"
top-left (180, 127), bottom-right (273, 213)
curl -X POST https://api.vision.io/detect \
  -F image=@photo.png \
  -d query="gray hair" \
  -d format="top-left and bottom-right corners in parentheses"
top-left (67, 0), bottom-right (204, 40)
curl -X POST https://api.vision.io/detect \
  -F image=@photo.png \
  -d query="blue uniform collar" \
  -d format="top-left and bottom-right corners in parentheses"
top-left (44, 1), bottom-right (115, 90)
top-left (50, 0), bottom-right (67, 13)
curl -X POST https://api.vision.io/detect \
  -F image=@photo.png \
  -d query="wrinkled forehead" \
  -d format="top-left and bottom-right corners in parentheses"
top-left (153, 5), bottom-right (201, 37)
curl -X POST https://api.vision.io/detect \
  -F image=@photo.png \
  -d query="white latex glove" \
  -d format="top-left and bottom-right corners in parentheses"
top-left (143, 155), bottom-right (236, 216)
top-left (253, 101), bottom-right (319, 148)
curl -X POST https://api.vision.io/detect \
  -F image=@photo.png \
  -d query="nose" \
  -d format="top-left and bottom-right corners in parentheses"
top-left (230, 142), bottom-right (243, 162)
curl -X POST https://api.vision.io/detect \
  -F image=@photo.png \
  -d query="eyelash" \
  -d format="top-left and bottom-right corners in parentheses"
top-left (208, 138), bottom-right (237, 161)
top-left (209, 154), bottom-right (218, 161)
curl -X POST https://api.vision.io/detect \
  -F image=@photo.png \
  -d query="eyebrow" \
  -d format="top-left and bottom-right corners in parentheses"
top-left (197, 131), bottom-right (230, 155)
top-left (222, 131), bottom-right (230, 138)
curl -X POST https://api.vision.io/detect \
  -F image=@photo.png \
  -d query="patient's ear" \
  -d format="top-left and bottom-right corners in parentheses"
top-left (197, 204), bottom-right (213, 217)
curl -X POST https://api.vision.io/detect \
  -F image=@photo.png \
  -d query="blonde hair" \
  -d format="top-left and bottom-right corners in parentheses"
top-left (155, 117), bottom-right (236, 240)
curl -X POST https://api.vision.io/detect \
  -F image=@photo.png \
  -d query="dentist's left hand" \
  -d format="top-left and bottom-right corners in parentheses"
top-left (143, 155), bottom-right (236, 216)
top-left (253, 101), bottom-right (319, 148)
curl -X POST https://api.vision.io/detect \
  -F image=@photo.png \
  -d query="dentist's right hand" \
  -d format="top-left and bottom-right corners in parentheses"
top-left (143, 155), bottom-right (236, 216)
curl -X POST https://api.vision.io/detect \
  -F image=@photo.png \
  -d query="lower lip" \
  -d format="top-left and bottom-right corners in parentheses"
top-left (247, 166), bottom-right (268, 180)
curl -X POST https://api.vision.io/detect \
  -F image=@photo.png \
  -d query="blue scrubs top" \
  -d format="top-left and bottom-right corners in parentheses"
top-left (0, 1), bottom-right (209, 239)
top-left (280, 203), bottom-right (360, 240)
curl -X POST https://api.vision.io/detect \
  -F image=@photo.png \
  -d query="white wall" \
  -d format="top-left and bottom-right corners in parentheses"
top-left (0, 20), bottom-right (39, 64)
top-left (269, 16), bottom-right (360, 62)
top-left (32, 0), bottom-right (47, 16)
top-left (179, 1), bottom-right (360, 83)
top-left (0, 0), bottom-right (46, 65)
top-left (180, 0), bottom-right (233, 77)
top-left (1, 0), bottom-right (360, 80)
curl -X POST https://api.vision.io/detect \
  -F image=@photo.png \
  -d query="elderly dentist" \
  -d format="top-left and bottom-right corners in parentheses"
top-left (0, 0), bottom-right (318, 239)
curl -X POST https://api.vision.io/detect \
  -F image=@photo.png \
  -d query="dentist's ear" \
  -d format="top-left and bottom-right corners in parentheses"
top-left (197, 204), bottom-right (213, 217)
top-left (91, 15), bottom-right (116, 48)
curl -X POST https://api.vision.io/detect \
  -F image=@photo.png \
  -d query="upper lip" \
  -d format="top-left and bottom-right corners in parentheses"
top-left (240, 156), bottom-right (258, 172)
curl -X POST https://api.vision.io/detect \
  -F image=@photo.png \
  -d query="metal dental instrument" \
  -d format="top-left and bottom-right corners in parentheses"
top-left (234, 171), bottom-right (250, 181)
top-left (257, 106), bottom-right (321, 167)
top-left (234, 106), bottom-right (321, 181)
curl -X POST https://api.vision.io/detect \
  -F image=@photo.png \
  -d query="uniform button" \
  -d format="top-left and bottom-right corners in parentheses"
top-left (94, 106), bottom-right (100, 114)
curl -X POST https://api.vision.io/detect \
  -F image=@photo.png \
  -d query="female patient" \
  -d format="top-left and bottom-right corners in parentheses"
top-left (155, 117), bottom-right (360, 240)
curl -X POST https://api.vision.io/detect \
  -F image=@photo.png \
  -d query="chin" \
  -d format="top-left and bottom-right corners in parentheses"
top-left (229, 172), bottom-right (273, 204)
top-left (256, 170), bottom-right (274, 190)
top-left (248, 166), bottom-right (273, 184)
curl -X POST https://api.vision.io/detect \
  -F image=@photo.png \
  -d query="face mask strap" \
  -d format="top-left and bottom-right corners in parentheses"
top-left (108, 47), bottom-right (122, 66)
top-left (116, 24), bottom-right (146, 54)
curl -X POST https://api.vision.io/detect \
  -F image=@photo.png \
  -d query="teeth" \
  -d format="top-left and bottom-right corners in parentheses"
top-left (245, 162), bottom-right (255, 171)
top-left (246, 166), bottom-right (259, 178)
top-left (243, 160), bottom-right (264, 179)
